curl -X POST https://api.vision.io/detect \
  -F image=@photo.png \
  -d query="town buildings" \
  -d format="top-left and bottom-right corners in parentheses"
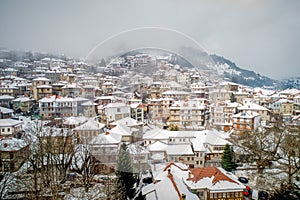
top-left (0, 50), bottom-right (299, 199)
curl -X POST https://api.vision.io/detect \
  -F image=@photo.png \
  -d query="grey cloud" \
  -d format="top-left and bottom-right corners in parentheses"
top-left (0, 0), bottom-right (299, 79)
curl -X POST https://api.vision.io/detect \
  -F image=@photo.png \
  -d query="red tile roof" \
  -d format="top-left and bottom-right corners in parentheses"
top-left (188, 166), bottom-right (237, 185)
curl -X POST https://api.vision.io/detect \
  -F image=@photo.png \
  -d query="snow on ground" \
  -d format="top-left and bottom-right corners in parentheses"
top-left (63, 184), bottom-right (106, 200)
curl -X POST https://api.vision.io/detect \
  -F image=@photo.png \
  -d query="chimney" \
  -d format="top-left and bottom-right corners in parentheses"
top-left (167, 168), bottom-right (172, 177)
top-left (187, 172), bottom-right (192, 180)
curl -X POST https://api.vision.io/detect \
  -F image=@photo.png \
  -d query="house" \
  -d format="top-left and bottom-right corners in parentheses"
top-left (210, 101), bottom-right (240, 131)
top-left (0, 106), bottom-right (14, 119)
top-left (209, 88), bottom-right (231, 103)
top-left (81, 101), bottom-right (97, 118)
top-left (232, 111), bottom-right (261, 134)
top-left (161, 90), bottom-right (189, 100)
top-left (38, 127), bottom-right (74, 155)
top-left (269, 98), bottom-right (294, 115)
top-left (150, 81), bottom-right (162, 98)
top-left (62, 116), bottom-right (88, 129)
top-left (44, 70), bottom-right (63, 83)
top-left (89, 131), bottom-right (121, 172)
top-left (62, 83), bottom-right (82, 98)
top-left (147, 98), bottom-right (163, 123)
top-left (109, 122), bottom-right (140, 143)
top-left (127, 143), bottom-right (150, 173)
top-left (39, 95), bottom-right (56, 120)
top-left (12, 97), bottom-right (36, 113)
top-left (0, 137), bottom-right (29, 172)
top-left (31, 77), bottom-right (52, 100)
top-left (0, 85), bottom-right (19, 97)
top-left (99, 102), bottom-right (130, 125)
top-left (168, 99), bottom-right (207, 129)
top-left (130, 103), bottom-right (146, 122)
top-left (144, 129), bottom-right (230, 168)
top-left (142, 162), bottom-right (199, 200)
top-left (82, 85), bottom-right (95, 100)
top-left (0, 94), bottom-right (14, 108)
top-left (39, 95), bottom-right (90, 120)
top-left (238, 102), bottom-right (269, 123)
top-left (0, 118), bottom-right (23, 137)
top-left (145, 162), bottom-right (245, 200)
top-left (101, 81), bottom-right (114, 95)
top-left (73, 118), bottom-right (105, 143)
top-left (95, 95), bottom-right (120, 107)
top-left (185, 165), bottom-right (245, 200)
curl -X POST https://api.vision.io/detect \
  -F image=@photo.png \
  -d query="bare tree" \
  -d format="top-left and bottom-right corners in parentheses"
top-left (277, 126), bottom-right (300, 186)
top-left (230, 120), bottom-right (286, 175)
top-left (22, 120), bottom-right (75, 199)
top-left (72, 143), bottom-right (96, 192)
top-left (0, 172), bottom-right (13, 199)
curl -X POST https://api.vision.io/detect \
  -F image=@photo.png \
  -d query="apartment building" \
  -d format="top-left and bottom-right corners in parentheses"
top-left (168, 99), bottom-right (207, 129)
top-left (210, 101), bottom-right (240, 131)
top-left (232, 111), bottom-right (261, 134)
top-left (32, 77), bottom-right (52, 100)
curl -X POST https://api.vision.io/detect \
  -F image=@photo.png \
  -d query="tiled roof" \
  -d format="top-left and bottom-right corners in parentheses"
top-left (188, 167), bottom-right (237, 185)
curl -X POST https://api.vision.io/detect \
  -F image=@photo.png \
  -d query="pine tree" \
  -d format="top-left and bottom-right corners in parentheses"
top-left (221, 143), bottom-right (236, 172)
top-left (114, 143), bottom-right (136, 200)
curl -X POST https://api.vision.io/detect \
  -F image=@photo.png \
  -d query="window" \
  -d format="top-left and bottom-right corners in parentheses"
top-left (10, 162), bottom-right (14, 170)
top-left (7, 128), bottom-right (10, 132)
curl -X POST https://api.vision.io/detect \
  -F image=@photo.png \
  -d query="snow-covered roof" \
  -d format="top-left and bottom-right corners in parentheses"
top-left (89, 132), bottom-right (120, 145)
top-left (0, 118), bottom-right (23, 127)
top-left (142, 163), bottom-right (199, 200)
top-left (105, 102), bottom-right (128, 108)
top-left (0, 137), bottom-right (28, 151)
top-left (0, 95), bottom-right (14, 100)
top-left (127, 143), bottom-right (149, 154)
top-left (73, 118), bottom-right (105, 131)
top-left (32, 77), bottom-right (50, 81)
top-left (232, 111), bottom-right (260, 119)
top-left (275, 98), bottom-right (294, 103)
top-left (110, 117), bottom-right (142, 127)
top-left (0, 106), bottom-right (14, 114)
top-left (279, 88), bottom-right (300, 96)
top-left (165, 144), bottom-right (194, 155)
top-left (143, 128), bottom-right (177, 140)
top-left (162, 90), bottom-right (189, 95)
top-left (238, 103), bottom-right (268, 111)
top-left (147, 141), bottom-right (168, 152)
top-left (39, 95), bottom-right (56, 103)
top-left (63, 116), bottom-right (88, 126)
top-left (185, 166), bottom-right (245, 192)
top-left (37, 85), bottom-right (52, 88)
top-left (82, 101), bottom-right (97, 106)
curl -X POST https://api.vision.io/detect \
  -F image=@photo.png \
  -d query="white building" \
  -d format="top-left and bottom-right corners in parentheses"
top-left (0, 118), bottom-right (23, 137)
top-left (100, 102), bottom-right (130, 124)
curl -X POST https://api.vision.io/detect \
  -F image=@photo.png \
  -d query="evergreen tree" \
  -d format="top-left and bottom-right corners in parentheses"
top-left (221, 143), bottom-right (236, 172)
top-left (114, 143), bottom-right (136, 200)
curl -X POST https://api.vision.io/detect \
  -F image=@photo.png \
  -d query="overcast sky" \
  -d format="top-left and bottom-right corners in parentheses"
top-left (0, 0), bottom-right (299, 79)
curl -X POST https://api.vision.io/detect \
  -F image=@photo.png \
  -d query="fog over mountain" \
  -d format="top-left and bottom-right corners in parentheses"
top-left (0, 0), bottom-right (300, 79)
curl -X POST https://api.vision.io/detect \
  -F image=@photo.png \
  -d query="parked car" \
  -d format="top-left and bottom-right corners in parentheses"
top-left (238, 176), bottom-right (249, 184)
top-left (258, 190), bottom-right (268, 200)
top-left (243, 186), bottom-right (251, 197)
